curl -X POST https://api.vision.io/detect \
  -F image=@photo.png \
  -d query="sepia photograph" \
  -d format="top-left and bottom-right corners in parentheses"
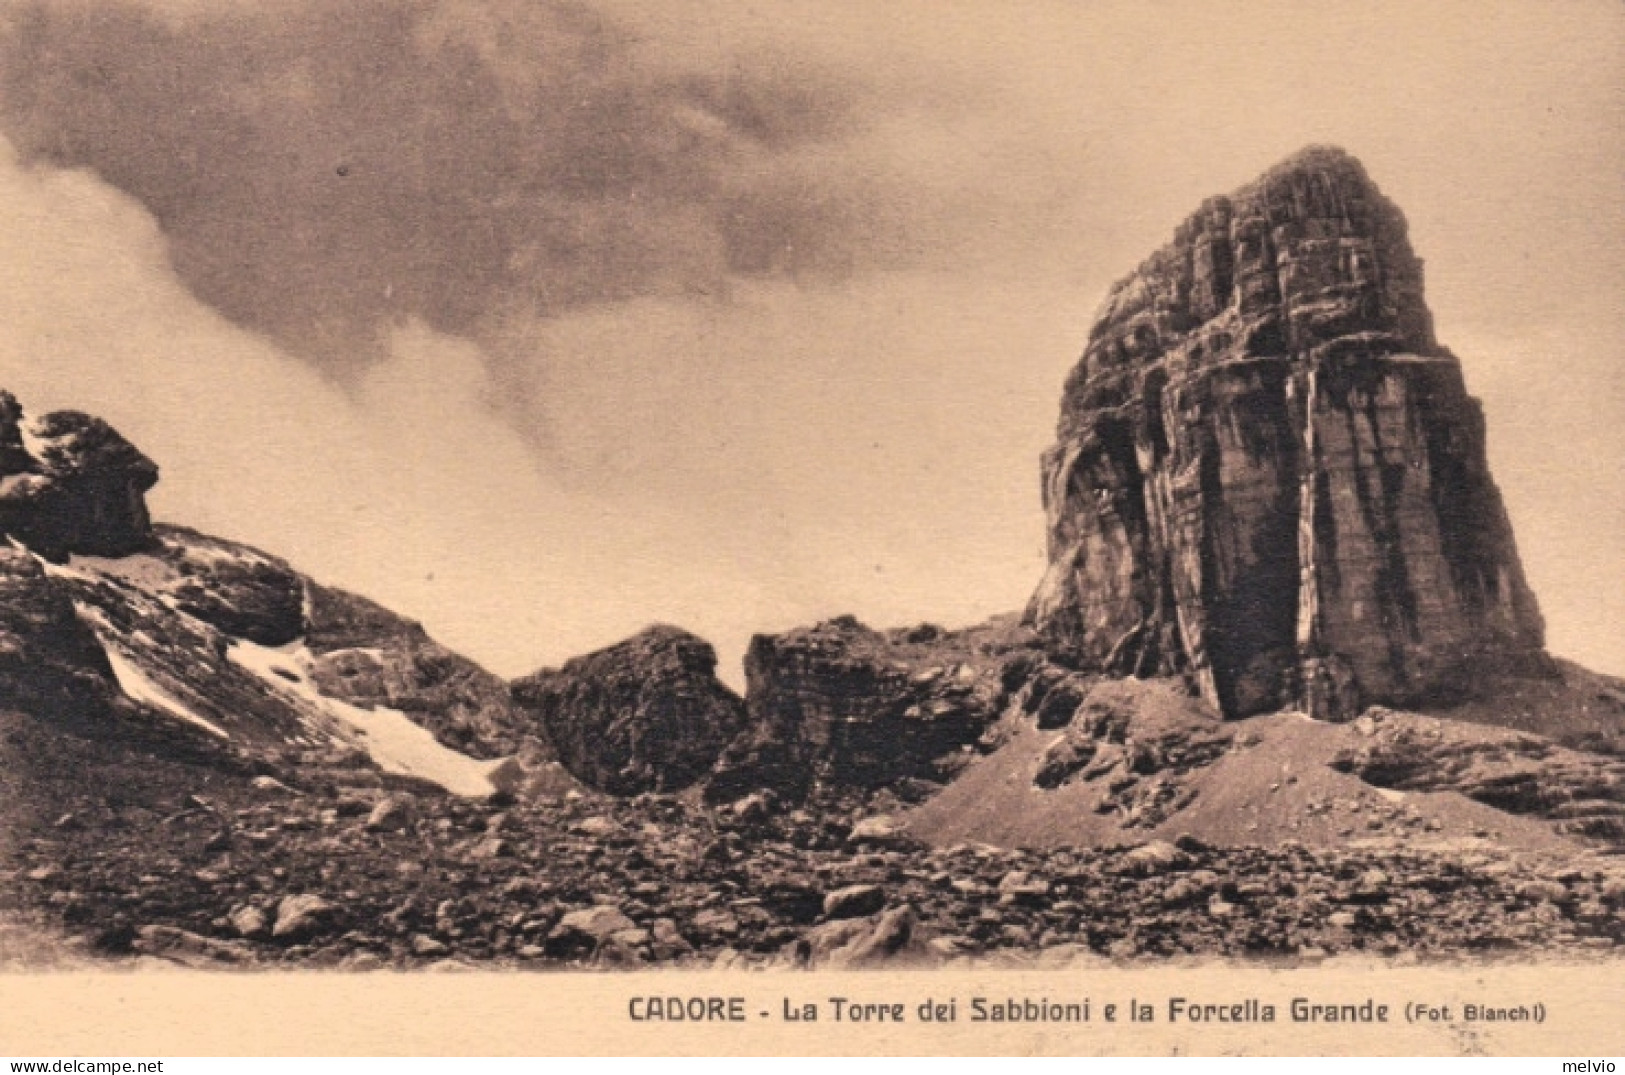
top-left (0, 0), bottom-right (1620, 1059)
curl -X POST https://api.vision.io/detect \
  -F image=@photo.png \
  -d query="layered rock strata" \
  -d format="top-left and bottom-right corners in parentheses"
top-left (0, 390), bottom-right (539, 783)
top-left (1026, 146), bottom-right (1544, 719)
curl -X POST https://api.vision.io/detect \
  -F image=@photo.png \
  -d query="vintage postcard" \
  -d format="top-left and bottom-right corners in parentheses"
top-left (0, 0), bottom-right (1620, 1058)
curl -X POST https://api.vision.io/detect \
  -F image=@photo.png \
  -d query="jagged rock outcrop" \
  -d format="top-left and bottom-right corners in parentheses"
top-left (0, 392), bottom-right (158, 560)
top-left (40, 522), bottom-right (538, 781)
top-left (511, 625), bottom-right (747, 795)
top-left (0, 546), bottom-right (116, 718)
top-left (707, 616), bottom-right (1037, 800)
top-left (0, 390), bottom-right (543, 798)
top-left (1030, 679), bottom-right (1235, 830)
top-left (1027, 146), bottom-right (1545, 719)
top-left (304, 581), bottom-right (531, 759)
top-left (3, 384), bottom-right (1625, 974)
top-left (1332, 707), bottom-right (1625, 841)
top-left (155, 525), bottom-right (305, 646)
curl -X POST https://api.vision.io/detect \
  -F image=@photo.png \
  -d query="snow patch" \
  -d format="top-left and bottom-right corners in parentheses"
top-left (74, 605), bottom-right (230, 739)
top-left (228, 639), bottom-right (504, 798)
top-left (228, 640), bottom-right (305, 685)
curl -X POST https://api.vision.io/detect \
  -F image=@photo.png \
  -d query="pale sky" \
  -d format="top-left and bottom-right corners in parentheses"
top-left (0, 0), bottom-right (1620, 686)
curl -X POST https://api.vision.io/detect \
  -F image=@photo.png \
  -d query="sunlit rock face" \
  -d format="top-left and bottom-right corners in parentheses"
top-left (1027, 146), bottom-right (1545, 719)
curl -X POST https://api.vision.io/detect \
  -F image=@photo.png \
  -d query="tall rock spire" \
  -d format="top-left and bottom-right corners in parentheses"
top-left (1026, 146), bottom-right (1545, 719)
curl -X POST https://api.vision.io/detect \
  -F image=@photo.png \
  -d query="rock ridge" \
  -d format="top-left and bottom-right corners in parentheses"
top-left (511, 625), bottom-right (747, 795)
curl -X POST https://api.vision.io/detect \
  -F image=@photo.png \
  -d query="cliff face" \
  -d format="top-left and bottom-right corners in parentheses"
top-left (1027, 146), bottom-right (1545, 719)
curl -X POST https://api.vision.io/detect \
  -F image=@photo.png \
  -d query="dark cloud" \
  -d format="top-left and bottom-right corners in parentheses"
top-left (0, 0), bottom-right (999, 376)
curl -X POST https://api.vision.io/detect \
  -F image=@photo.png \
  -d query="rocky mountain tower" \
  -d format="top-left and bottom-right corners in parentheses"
top-left (1026, 146), bottom-right (1545, 719)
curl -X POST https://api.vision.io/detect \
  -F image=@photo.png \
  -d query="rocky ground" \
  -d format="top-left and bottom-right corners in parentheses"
top-left (3, 764), bottom-right (1623, 973)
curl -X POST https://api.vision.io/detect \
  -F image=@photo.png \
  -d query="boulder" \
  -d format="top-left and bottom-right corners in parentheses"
top-left (227, 904), bottom-right (270, 940)
top-left (512, 625), bottom-right (746, 795)
top-left (546, 905), bottom-right (638, 959)
top-left (553, 906), bottom-right (636, 940)
top-left (1120, 840), bottom-right (1192, 877)
top-left (364, 795), bottom-right (415, 833)
top-left (847, 814), bottom-right (915, 848)
top-left (154, 525), bottom-right (305, 646)
top-left (786, 905), bottom-right (926, 969)
top-left (133, 924), bottom-right (254, 967)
